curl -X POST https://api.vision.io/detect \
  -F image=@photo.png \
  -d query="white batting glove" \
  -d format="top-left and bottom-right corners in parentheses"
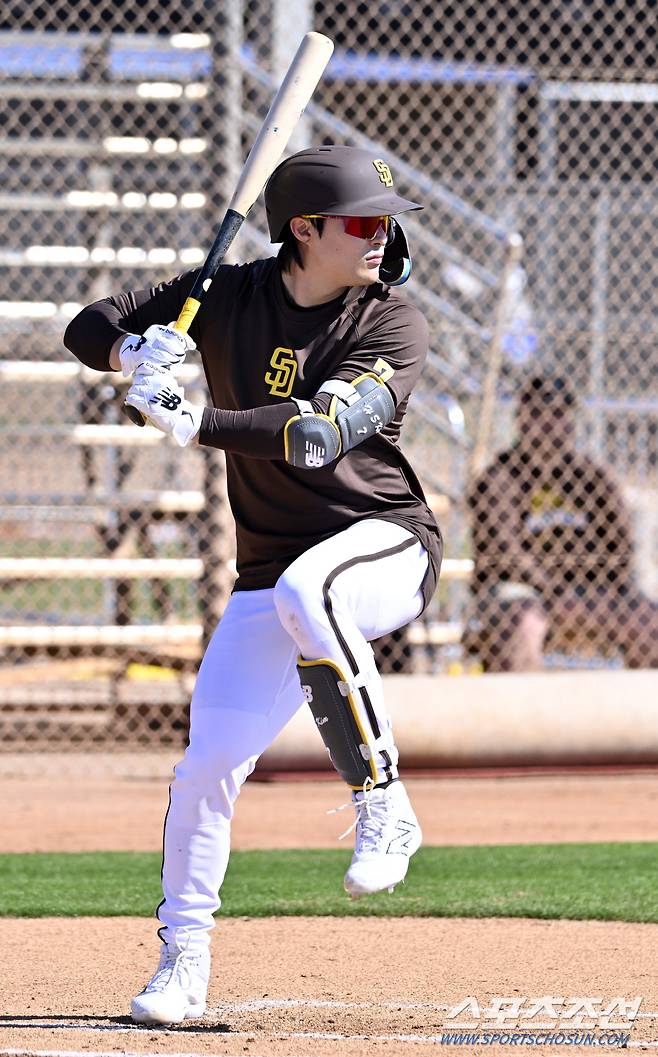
top-left (118, 323), bottom-right (195, 378)
top-left (124, 366), bottom-right (203, 447)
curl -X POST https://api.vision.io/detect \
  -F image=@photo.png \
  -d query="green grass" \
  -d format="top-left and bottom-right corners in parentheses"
top-left (1, 843), bottom-right (657, 921)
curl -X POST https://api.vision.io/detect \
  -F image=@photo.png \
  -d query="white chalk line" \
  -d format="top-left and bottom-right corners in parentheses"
top-left (212, 997), bottom-right (451, 1013)
top-left (5, 1050), bottom-right (315, 1057)
top-left (0, 1025), bottom-right (455, 1041)
top-left (2, 1000), bottom-right (657, 1053)
top-left (0, 1051), bottom-right (290, 1057)
top-left (2, 1027), bottom-right (657, 1047)
top-left (1, 1025), bottom-right (143, 1035)
top-left (0, 996), bottom-right (451, 1035)
top-left (3, 999), bottom-right (656, 1020)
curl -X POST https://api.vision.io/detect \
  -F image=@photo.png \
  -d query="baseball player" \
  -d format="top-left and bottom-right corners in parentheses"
top-left (64, 145), bottom-right (443, 1026)
top-left (465, 374), bottom-right (658, 670)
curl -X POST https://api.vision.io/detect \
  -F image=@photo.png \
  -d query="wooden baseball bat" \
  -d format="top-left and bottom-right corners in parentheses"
top-left (125, 30), bottom-right (334, 425)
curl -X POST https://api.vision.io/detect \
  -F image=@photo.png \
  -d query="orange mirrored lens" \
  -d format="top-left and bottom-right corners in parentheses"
top-left (339, 215), bottom-right (390, 239)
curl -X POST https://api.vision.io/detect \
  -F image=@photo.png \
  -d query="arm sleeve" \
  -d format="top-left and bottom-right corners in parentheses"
top-left (199, 394), bottom-right (332, 459)
top-left (324, 301), bottom-right (430, 410)
top-left (63, 270), bottom-right (200, 371)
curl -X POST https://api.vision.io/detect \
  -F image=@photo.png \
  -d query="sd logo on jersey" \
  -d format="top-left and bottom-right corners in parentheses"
top-left (265, 346), bottom-right (298, 398)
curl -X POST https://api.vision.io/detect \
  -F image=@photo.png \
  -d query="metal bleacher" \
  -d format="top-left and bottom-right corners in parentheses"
top-left (0, 31), bottom-right (231, 678)
top-left (0, 29), bottom-right (525, 687)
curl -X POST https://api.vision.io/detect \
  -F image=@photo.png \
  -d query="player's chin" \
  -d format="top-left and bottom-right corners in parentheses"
top-left (355, 262), bottom-right (382, 285)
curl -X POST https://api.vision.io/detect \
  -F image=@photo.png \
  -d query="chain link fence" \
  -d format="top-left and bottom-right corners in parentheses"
top-left (0, 0), bottom-right (656, 750)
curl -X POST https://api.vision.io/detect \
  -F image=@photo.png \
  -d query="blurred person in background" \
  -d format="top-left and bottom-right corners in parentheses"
top-left (464, 374), bottom-right (658, 671)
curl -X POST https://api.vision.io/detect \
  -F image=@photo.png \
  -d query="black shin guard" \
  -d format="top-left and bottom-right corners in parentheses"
top-left (297, 657), bottom-right (392, 789)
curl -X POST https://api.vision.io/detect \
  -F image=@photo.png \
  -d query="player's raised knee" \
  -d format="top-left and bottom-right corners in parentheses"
top-left (273, 566), bottom-right (327, 636)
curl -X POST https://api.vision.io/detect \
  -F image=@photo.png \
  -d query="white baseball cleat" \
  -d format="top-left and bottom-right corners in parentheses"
top-left (343, 780), bottom-right (422, 898)
top-left (130, 943), bottom-right (210, 1025)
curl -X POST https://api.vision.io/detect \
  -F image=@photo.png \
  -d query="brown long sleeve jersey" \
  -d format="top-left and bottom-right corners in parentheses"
top-left (65, 258), bottom-right (442, 606)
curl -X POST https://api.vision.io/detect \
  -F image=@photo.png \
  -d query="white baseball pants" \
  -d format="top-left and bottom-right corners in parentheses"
top-left (157, 518), bottom-right (428, 948)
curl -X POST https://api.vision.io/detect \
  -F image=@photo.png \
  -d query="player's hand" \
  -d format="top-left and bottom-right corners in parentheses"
top-left (118, 323), bottom-right (195, 378)
top-left (125, 365), bottom-right (203, 447)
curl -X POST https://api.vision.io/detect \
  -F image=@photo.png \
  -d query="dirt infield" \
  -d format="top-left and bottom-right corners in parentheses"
top-left (3, 916), bottom-right (658, 1056)
top-left (5, 769), bottom-right (658, 852)
top-left (3, 769), bottom-right (658, 1056)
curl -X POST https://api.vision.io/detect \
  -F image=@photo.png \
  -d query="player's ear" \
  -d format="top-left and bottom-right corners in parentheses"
top-left (289, 216), bottom-right (314, 243)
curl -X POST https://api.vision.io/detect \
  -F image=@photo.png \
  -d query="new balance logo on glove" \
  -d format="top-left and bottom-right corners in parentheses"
top-left (118, 324), bottom-right (193, 378)
top-left (123, 335), bottom-right (147, 355)
top-left (124, 371), bottom-right (203, 448)
top-left (154, 388), bottom-right (183, 411)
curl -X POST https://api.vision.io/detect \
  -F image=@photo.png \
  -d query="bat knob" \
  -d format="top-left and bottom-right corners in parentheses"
top-left (124, 404), bottom-right (146, 427)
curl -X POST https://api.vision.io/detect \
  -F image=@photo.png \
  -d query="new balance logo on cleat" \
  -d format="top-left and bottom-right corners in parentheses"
top-left (155, 388), bottom-right (183, 411)
top-left (387, 820), bottom-right (417, 853)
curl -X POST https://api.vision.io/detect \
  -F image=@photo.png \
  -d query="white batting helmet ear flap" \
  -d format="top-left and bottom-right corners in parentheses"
top-left (380, 218), bottom-right (412, 286)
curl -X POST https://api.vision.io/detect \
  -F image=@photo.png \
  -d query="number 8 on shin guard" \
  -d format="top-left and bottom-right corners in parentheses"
top-left (297, 657), bottom-right (397, 789)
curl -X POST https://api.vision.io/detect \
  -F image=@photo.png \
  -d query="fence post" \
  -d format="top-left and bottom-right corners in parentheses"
top-left (198, 449), bottom-right (234, 649)
top-left (470, 232), bottom-right (524, 478)
top-left (590, 191), bottom-right (610, 457)
top-left (196, 0), bottom-right (243, 648)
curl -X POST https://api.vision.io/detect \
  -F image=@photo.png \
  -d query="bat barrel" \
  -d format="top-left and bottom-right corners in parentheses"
top-left (123, 30), bottom-right (334, 425)
top-left (228, 32), bottom-right (334, 218)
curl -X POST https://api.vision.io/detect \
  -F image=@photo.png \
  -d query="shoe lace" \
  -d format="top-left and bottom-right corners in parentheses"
top-left (327, 777), bottom-right (380, 842)
top-left (149, 944), bottom-right (201, 993)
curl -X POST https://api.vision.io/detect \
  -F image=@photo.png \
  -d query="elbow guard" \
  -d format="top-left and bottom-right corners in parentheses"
top-left (284, 402), bottom-right (341, 469)
top-left (283, 374), bottom-right (395, 470)
top-left (321, 373), bottom-right (396, 450)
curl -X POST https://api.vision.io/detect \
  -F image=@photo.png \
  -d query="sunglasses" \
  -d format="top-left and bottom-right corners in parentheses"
top-left (302, 214), bottom-right (390, 240)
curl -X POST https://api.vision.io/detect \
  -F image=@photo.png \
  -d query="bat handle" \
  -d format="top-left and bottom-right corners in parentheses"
top-left (172, 296), bottom-right (202, 335)
top-left (123, 208), bottom-right (243, 428)
top-left (124, 311), bottom-right (195, 427)
top-left (125, 403), bottom-right (147, 427)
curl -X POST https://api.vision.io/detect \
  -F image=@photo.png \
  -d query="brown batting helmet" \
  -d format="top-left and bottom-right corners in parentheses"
top-left (264, 144), bottom-right (422, 242)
